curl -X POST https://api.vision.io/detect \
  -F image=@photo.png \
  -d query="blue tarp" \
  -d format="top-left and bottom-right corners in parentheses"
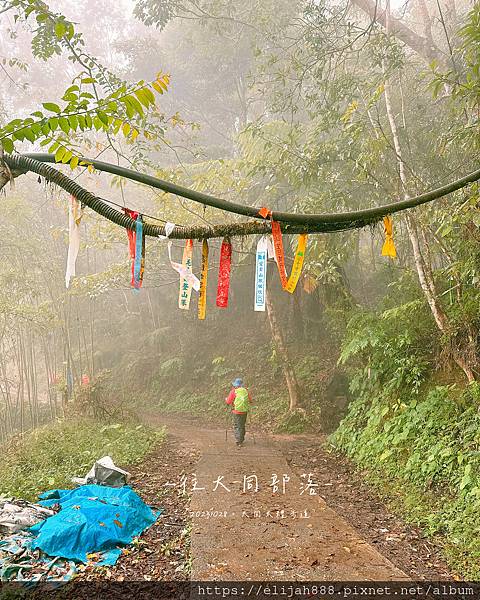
top-left (28, 484), bottom-right (160, 565)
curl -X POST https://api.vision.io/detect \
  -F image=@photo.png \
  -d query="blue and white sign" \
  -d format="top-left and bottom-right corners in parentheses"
top-left (254, 236), bottom-right (268, 311)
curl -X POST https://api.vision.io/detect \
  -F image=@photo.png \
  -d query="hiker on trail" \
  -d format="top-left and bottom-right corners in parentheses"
top-left (225, 377), bottom-right (253, 447)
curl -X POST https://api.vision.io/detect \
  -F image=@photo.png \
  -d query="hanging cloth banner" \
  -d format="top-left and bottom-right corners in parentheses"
top-left (123, 208), bottom-right (139, 287)
top-left (216, 238), bottom-right (232, 308)
top-left (254, 236), bottom-right (268, 311)
top-left (271, 219), bottom-right (288, 289)
top-left (158, 221), bottom-right (175, 240)
top-left (198, 239), bottom-right (209, 320)
top-left (178, 239), bottom-right (194, 310)
top-left (133, 215), bottom-right (145, 290)
top-left (382, 215), bottom-right (397, 258)
top-left (270, 220), bottom-right (308, 293)
top-left (167, 241), bottom-right (200, 292)
top-left (267, 235), bottom-right (275, 260)
top-left (285, 233), bottom-right (308, 294)
top-left (65, 196), bottom-right (84, 288)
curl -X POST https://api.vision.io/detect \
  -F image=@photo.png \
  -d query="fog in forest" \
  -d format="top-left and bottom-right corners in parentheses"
top-left (1, 0), bottom-right (480, 581)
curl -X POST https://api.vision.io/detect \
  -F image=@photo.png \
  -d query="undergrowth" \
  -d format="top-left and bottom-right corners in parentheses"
top-left (0, 419), bottom-right (164, 501)
top-left (331, 306), bottom-right (480, 579)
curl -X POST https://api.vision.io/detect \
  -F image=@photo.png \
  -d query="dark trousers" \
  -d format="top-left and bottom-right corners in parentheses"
top-left (233, 413), bottom-right (247, 443)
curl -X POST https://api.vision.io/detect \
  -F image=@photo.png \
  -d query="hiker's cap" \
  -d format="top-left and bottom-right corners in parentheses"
top-left (232, 377), bottom-right (243, 387)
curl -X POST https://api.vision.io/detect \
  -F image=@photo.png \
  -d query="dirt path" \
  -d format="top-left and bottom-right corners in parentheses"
top-left (147, 414), bottom-right (418, 582)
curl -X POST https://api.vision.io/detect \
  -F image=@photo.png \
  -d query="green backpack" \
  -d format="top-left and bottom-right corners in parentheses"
top-left (234, 387), bottom-right (250, 413)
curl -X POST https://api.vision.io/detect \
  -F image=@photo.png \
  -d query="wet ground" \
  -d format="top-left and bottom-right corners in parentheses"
top-left (146, 415), bottom-right (454, 581)
top-left (81, 413), bottom-right (454, 583)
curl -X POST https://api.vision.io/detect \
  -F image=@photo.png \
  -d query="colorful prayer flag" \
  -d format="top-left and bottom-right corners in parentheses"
top-left (198, 239), bottom-right (209, 320)
top-left (285, 234), bottom-right (308, 294)
top-left (254, 236), bottom-right (268, 311)
top-left (178, 239), bottom-right (194, 310)
top-left (216, 238), bottom-right (232, 308)
top-left (382, 215), bottom-right (397, 258)
top-left (65, 196), bottom-right (84, 288)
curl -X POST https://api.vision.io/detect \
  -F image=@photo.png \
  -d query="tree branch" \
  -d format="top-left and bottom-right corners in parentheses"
top-left (350, 0), bottom-right (444, 63)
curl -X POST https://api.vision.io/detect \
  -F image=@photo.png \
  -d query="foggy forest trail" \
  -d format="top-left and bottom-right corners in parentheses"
top-left (144, 414), bottom-right (452, 582)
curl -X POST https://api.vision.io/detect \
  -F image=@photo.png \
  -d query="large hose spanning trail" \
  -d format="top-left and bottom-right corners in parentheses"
top-left (2, 153), bottom-right (375, 238)
top-left (3, 153), bottom-right (480, 238)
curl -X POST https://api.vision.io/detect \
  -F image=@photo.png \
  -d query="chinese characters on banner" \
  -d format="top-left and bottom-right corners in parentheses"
top-left (216, 238), bottom-right (232, 308)
top-left (198, 239), bottom-right (209, 320)
top-left (285, 233), bottom-right (308, 294)
top-left (178, 238), bottom-right (194, 310)
top-left (254, 236), bottom-right (268, 311)
top-left (271, 219), bottom-right (288, 289)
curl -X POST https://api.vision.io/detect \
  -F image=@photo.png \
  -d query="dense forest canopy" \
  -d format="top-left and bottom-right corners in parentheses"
top-left (0, 0), bottom-right (478, 407)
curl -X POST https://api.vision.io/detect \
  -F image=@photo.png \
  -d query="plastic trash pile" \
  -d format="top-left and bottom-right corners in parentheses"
top-left (71, 455), bottom-right (130, 488)
top-left (0, 457), bottom-right (160, 583)
top-left (0, 498), bottom-right (55, 535)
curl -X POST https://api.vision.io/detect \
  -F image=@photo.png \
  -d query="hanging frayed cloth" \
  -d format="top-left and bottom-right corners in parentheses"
top-left (158, 221), bottom-right (175, 240)
top-left (65, 196), bottom-right (84, 288)
top-left (198, 239), bottom-right (209, 320)
top-left (133, 215), bottom-right (145, 290)
top-left (270, 220), bottom-right (308, 293)
top-left (267, 235), bottom-right (275, 260)
top-left (168, 241), bottom-right (200, 296)
top-left (178, 239), bottom-right (195, 310)
top-left (382, 215), bottom-right (397, 258)
top-left (254, 236), bottom-right (268, 311)
top-left (123, 208), bottom-right (139, 286)
top-left (216, 238), bottom-right (232, 308)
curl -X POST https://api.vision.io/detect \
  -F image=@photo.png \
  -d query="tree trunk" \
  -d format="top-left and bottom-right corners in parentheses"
top-left (265, 291), bottom-right (301, 411)
top-left (350, 0), bottom-right (443, 64)
top-left (383, 61), bottom-right (476, 383)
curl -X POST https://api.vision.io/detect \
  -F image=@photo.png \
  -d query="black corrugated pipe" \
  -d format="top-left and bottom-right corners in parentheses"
top-left (2, 153), bottom-right (480, 238)
top-left (21, 152), bottom-right (480, 226)
top-left (2, 153), bottom-right (375, 238)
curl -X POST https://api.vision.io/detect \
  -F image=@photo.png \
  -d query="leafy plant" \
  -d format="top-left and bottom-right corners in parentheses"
top-left (0, 419), bottom-right (164, 501)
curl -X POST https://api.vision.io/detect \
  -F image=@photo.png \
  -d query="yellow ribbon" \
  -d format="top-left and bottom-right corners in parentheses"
top-left (381, 216), bottom-right (397, 259)
top-left (285, 234), bottom-right (308, 294)
top-left (198, 239), bottom-right (208, 320)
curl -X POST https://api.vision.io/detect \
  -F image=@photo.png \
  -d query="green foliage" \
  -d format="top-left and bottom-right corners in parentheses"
top-left (0, 73), bottom-right (170, 165)
top-left (210, 356), bottom-right (235, 381)
top-left (158, 356), bottom-right (184, 378)
top-left (332, 304), bottom-right (480, 577)
top-left (0, 0), bottom-right (171, 164)
top-left (339, 305), bottom-right (432, 400)
top-left (0, 419), bottom-right (164, 501)
top-left (276, 408), bottom-right (310, 434)
top-left (152, 389), bottom-right (226, 418)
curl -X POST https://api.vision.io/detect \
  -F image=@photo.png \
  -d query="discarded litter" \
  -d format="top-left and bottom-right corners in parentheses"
top-left (0, 498), bottom-right (55, 535)
top-left (72, 455), bottom-right (130, 488)
top-left (31, 484), bottom-right (160, 565)
top-left (0, 482), bottom-right (161, 582)
top-left (0, 533), bottom-right (76, 583)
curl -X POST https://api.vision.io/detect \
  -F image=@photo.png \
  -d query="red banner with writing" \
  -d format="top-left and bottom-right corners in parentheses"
top-left (271, 219), bottom-right (288, 289)
top-left (216, 238), bottom-right (232, 308)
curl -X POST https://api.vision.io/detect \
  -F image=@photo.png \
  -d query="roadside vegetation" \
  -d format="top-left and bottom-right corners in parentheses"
top-left (331, 301), bottom-right (480, 578)
top-left (0, 419), bottom-right (163, 501)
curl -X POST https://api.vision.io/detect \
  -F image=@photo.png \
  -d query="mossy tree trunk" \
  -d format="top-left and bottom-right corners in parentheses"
top-left (266, 290), bottom-right (301, 412)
